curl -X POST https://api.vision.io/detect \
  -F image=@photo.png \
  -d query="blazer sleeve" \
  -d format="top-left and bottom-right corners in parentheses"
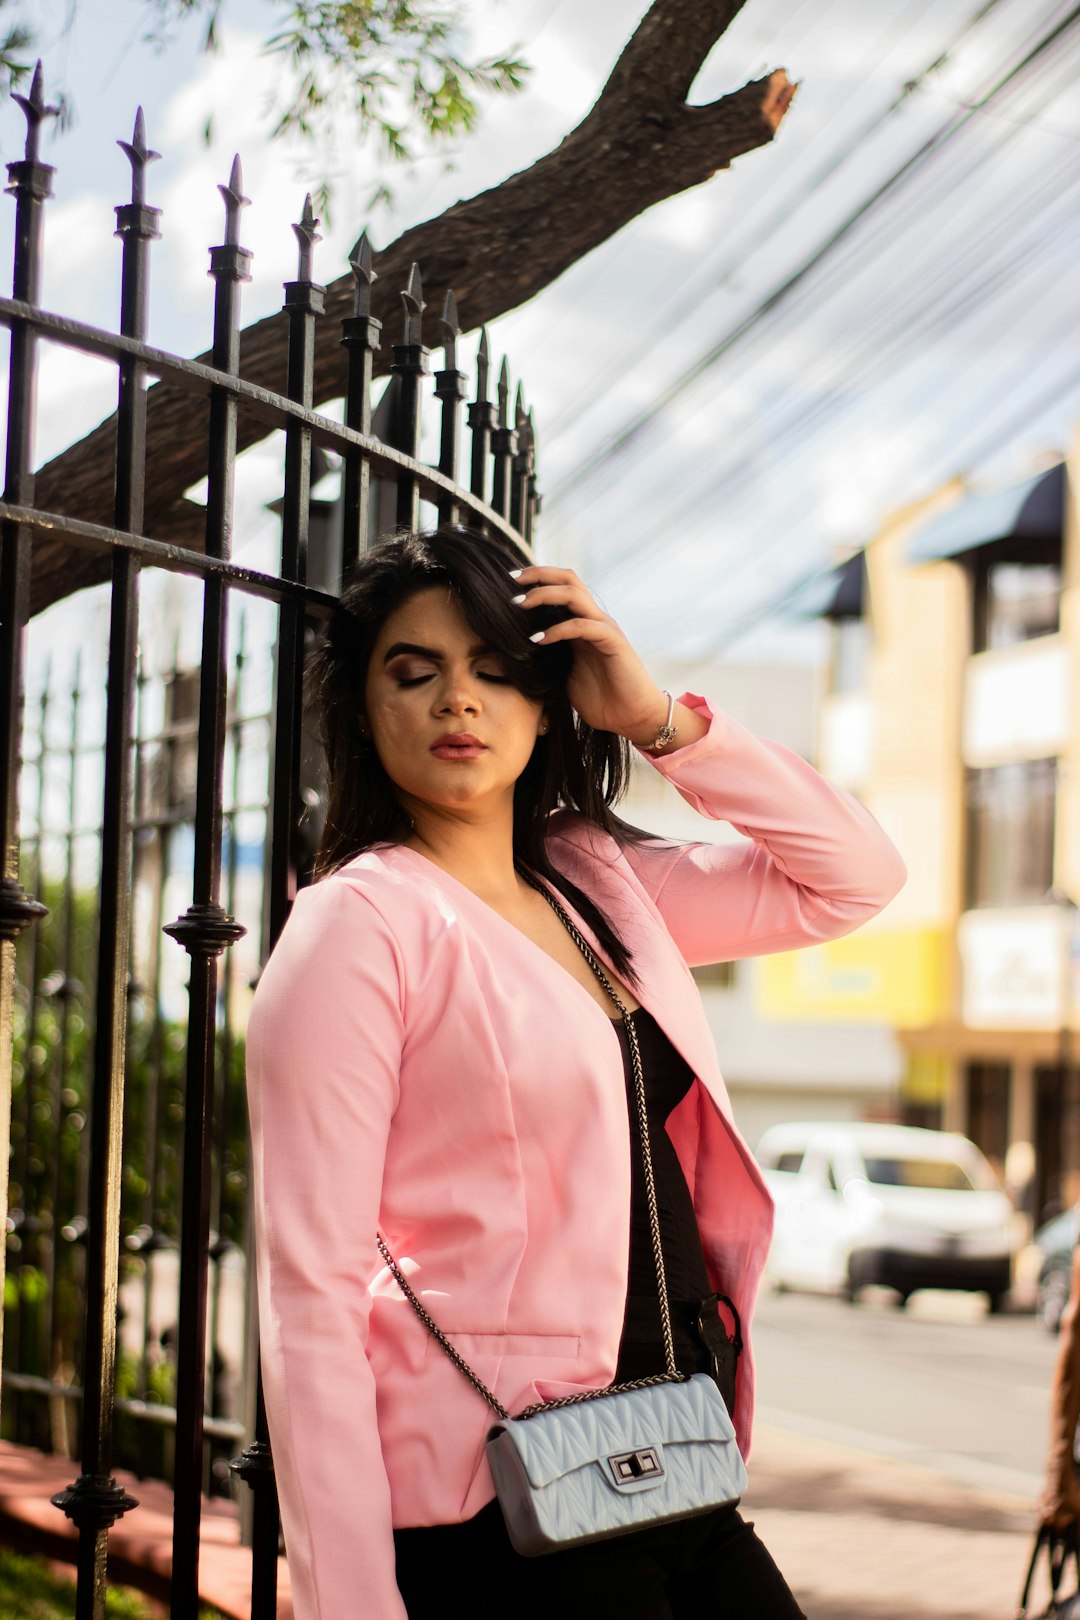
top-left (622, 691), bottom-right (907, 966)
top-left (245, 876), bottom-right (408, 1620)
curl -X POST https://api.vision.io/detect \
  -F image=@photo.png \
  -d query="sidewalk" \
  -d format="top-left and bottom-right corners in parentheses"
top-left (0, 1428), bottom-right (1056, 1617)
top-left (746, 1423), bottom-right (1044, 1620)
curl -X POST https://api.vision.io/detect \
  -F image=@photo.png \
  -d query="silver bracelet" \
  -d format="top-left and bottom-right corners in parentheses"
top-left (647, 690), bottom-right (678, 752)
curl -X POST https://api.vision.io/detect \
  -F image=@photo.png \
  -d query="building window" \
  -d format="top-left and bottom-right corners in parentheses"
top-left (972, 555), bottom-right (1061, 653)
top-left (965, 757), bottom-right (1056, 908)
top-left (692, 961), bottom-right (736, 990)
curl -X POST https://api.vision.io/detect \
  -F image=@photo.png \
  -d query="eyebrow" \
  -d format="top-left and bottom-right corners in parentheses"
top-left (381, 640), bottom-right (495, 663)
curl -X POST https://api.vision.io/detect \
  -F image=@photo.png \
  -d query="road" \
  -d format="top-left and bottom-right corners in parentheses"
top-left (750, 1285), bottom-right (1060, 1496)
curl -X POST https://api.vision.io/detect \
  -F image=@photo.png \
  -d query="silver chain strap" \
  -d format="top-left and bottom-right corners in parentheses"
top-left (377, 869), bottom-right (684, 1422)
top-left (375, 1234), bottom-right (511, 1419)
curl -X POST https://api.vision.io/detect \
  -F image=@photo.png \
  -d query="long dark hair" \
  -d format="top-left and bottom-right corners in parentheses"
top-left (306, 525), bottom-right (654, 984)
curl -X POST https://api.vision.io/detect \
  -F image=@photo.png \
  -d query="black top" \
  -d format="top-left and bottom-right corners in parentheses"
top-left (610, 1007), bottom-right (713, 1383)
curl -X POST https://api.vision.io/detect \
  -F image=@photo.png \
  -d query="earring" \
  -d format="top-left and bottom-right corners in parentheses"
top-left (538, 718), bottom-right (550, 736)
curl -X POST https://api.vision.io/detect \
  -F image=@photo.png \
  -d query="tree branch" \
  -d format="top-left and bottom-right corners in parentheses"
top-left (28, 0), bottom-right (794, 615)
top-left (597, 0), bottom-right (748, 108)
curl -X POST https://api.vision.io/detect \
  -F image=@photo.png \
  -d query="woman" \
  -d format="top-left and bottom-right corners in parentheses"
top-left (246, 526), bottom-right (906, 1619)
top-left (1041, 1243), bottom-right (1080, 1529)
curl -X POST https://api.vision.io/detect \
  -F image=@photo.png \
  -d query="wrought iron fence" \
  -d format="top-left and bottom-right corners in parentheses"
top-left (0, 63), bottom-right (539, 1620)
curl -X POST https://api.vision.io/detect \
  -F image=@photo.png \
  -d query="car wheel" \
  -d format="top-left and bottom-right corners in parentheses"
top-left (1037, 1264), bottom-right (1071, 1333)
top-left (895, 1290), bottom-right (912, 1309)
top-left (987, 1290), bottom-right (1009, 1315)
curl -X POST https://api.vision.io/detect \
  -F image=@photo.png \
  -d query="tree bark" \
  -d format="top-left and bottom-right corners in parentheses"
top-left (27, 0), bottom-right (794, 614)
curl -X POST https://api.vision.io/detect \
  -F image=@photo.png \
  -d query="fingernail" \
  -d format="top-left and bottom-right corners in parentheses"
top-left (511, 593), bottom-right (528, 605)
top-left (508, 568), bottom-right (523, 579)
top-left (529, 630), bottom-right (546, 643)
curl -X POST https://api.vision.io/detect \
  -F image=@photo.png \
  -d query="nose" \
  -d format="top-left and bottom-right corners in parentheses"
top-left (435, 666), bottom-right (482, 716)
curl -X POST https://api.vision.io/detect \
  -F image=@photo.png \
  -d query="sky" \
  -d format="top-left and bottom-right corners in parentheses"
top-left (3, 0), bottom-right (1080, 671)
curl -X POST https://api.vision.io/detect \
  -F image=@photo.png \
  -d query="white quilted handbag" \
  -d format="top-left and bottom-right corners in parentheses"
top-left (486, 1370), bottom-right (745, 1556)
top-left (377, 878), bottom-right (746, 1556)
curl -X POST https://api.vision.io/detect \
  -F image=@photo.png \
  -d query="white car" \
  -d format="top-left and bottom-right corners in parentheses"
top-left (755, 1122), bottom-right (1018, 1310)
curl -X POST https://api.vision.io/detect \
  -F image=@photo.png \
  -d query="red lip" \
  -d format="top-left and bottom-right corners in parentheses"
top-left (431, 732), bottom-right (485, 748)
top-left (430, 732), bottom-right (487, 759)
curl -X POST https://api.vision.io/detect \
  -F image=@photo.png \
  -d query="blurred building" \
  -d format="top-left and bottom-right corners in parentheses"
top-left (794, 431), bottom-right (1079, 1226)
top-left (620, 660), bottom-right (905, 1149)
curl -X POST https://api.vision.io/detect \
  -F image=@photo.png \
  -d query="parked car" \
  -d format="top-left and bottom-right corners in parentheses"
top-left (1030, 1203), bottom-right (1080, 1333)
top-left (755, 1121), bottom-right (1018, 1309)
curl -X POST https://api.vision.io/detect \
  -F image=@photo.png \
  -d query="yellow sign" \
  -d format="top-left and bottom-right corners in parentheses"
top-left (755, 929), bottom-right (947, 1027)
top-left (901, 1052), bottom-right (949, 1104)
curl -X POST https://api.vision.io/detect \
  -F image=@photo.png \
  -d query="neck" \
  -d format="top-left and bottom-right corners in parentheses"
top-left (404, 803), bottom-right (523, 903)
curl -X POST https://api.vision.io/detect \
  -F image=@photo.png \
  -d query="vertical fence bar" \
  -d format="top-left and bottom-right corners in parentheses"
top-left (51, 107), bottom-right (160, 1618)
top-left (391, 262), bottom-right (429, 529)
top-left (206, 622), bottom-right (246, 1495)
top-left (163, 156), bottom-right (249, 1618)
top-left (525, 409), bottom-right (540, 550)
top-left (17, 673), bottom-right (50, 1445)
top-left (234, 196), bottom-right (324, 1616)
top-left (49, 651), bottom-right (84, 1446)
top-left (0, 62), bottom-right (52, 1389)
top-left (340, 233), bottom-right (380, 574)
top-left (127, 644), bottom-right (166, 1483)
top-left (5, 669), bottom-right (46, 1440)
top-left (435, 290), bottom-right (466, 527)
top-left (510, 384), bottom-right (531, 540)
top-left (467, 328), bottom-right (494, 509)
top-left (490, 357), bottom-right (518, 524)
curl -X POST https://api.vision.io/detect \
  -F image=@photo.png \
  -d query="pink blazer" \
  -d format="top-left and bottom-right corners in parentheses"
top-left (245, 694), bottom-right (906, 1619)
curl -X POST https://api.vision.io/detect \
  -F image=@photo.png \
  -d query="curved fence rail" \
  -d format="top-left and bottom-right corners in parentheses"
top-left (0, 62), bottom-right (540, 1620)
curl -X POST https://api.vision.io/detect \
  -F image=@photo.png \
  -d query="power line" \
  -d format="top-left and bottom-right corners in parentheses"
top-left (546, 0), bottom-right (1080, 506)
top-left (542, 0), bottom-right (1006, 448)
top-left (700, 349), bottom-right (1080, 657)
top-left (672, 310), bottom-right (1080, 657)
top-left (569, 68), bottom-right (1080, 593)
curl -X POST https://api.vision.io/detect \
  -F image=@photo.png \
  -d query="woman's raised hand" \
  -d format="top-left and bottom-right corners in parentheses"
top-left (510, 564), bottom-right (672, 747)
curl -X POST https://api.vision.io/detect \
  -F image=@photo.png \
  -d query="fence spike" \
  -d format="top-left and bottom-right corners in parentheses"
top-left (439, 289), bottom-right (460, 370)
top-left (514, 381), bottom-right (527, 431)
top-left (401, 261), bottom-right (425, 345)
top-left (497, 356), bottom-right (510, 429)
top-left (117, 107), bottom-right (161, 207)
top-left (12, 60), bottom-right (58, 163)
top-left (291, 193), bottom-right (321, 282)
top-left (218, 155), bottom-right (250, 247)
top-left (349, 232), bottom-right (377, 316)
top-left (475, 327), bottom-right (490, 402)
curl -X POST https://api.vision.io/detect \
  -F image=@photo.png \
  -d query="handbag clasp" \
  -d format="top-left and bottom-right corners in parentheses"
top-left (608, 1447), bottom-right (664, 1485)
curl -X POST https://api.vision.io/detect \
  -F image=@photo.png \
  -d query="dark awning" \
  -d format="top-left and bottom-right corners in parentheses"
top-left (906, 461), bottom-right (1065, 564)
top-left (787, 551), bottom-right (866, 620)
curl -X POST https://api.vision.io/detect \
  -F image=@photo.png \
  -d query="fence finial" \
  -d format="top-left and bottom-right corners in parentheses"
top-left (218, 154), bottom-right (250, 247)
top-left (401, 262), bottom-right (425, 345)
top-left (475, 327), bottom-right (491, 402)
top-left (118, 108), bottom-right (161, 207)
top-left (498, 356), bottom-right (510, 428)
top-left (439, 289), bottom-right (460, 370)
top-left (12, 61), bottom-right (59, 164)
top-left (292, 193), bottom-right (321, 283)
top-left (514, 381), bottom-right (527, 432)
top-left (348, 232), bottom-right (377, 316)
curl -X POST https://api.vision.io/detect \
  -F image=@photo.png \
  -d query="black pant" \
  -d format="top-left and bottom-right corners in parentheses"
top-left (393, 1498), bottom-right (807, 1618)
